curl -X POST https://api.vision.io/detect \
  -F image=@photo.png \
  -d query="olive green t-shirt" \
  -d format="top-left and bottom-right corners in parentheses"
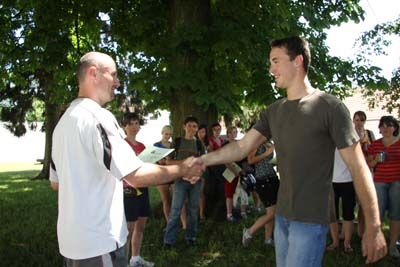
top-left (254, 90), bottom-right (358, 224)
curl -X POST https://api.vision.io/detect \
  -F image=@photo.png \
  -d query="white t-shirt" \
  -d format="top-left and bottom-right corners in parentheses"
top-left (332, 149), bottom-right (352, 183)
top-left (50, 98), bottom-right (143, 260)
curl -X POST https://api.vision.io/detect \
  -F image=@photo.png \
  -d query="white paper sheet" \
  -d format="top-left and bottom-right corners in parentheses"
top-left (138, 146), bottom-right (175, 163)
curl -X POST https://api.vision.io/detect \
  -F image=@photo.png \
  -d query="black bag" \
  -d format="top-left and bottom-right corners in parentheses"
top-left (239, 173), bottom-right (257, 194)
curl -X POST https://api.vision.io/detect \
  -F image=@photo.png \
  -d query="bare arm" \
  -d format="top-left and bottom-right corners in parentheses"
top-left (123, 156), bottom-right (202, 187)
top-left (247, 143), bottom-right (274, 165)
top-left (339, 143), bottom-right (387, 263)
top-left (202, 129), bottom-right (266, 167)
top-left (50, 182), bottom-right (59, 191)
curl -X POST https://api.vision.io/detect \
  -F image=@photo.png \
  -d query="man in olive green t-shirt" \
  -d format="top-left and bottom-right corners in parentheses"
top-left (196, 36), bottom-right (386, 267)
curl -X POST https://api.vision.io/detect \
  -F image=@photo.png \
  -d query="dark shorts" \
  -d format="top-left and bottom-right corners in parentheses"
top-left (255, 176), bottom-right (279, 208)
top-left (124, 187), bottom-right (151, 222)
top-left (332, 181), bottom-right (356, 221)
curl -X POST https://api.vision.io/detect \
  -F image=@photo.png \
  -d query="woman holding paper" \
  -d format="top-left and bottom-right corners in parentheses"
top-left (223, 126), bottom-right (247, 222)
top-left (242, 140), bottom-right (279, 247)
top-left (154, 125), bottom-right (174, 223)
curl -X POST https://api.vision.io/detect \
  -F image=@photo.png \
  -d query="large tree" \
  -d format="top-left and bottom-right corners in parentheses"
top-left (0, 0), bottom-right (112, 178)
top-left (0, 0), bottom-right (391, 180)
top-left (108, 0), bottom-right (389, 133)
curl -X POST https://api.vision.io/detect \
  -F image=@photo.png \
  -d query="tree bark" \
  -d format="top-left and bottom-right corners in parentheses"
top-left (33, 72), bottom-right (60, 180)
top-left (168, 0), bottom-right (226, 219)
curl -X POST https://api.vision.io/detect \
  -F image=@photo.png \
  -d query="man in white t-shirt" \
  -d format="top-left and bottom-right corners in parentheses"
top-left (50, 52), bottom-right (202, 267)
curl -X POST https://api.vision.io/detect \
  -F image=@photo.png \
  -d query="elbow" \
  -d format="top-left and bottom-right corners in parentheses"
top-left (50, 182), bottom-right (59, 191)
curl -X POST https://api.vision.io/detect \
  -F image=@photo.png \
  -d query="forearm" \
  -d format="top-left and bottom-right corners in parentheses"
top-left (203, 141), bottom-right (248, 166)
top-left (123, 163), bottom-right (183, 188)
top-left (353, 164), bottom-right (381, 228)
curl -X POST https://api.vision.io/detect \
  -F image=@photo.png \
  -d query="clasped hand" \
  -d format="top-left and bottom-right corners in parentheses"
top-left (181, 156), bottom-right (206, 184)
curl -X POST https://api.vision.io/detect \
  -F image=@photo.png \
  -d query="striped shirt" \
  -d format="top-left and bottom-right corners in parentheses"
top-left (368, 139), bottom-right (400, 183)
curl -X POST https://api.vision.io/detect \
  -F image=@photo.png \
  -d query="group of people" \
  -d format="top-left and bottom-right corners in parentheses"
top-left (50, 36), bottom-right (390, 267)
top-left (327, 111), bottom-right (400, 257)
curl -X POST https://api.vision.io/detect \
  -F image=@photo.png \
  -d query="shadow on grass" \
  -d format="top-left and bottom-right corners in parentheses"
top-left (1, 167), bottom-right (400, 266)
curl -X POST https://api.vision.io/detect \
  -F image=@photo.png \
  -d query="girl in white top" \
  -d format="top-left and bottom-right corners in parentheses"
top-left (326, 149), bottom-right (356, 253)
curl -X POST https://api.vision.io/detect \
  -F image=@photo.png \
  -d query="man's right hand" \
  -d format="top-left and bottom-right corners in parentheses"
top-left (181, 156), bottom-right (204, 184)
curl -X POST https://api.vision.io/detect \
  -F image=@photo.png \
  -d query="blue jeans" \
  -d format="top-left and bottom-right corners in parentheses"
top-left (375, 181), bottom-right (400, 220)
top-left (164, 179), bottom-right (201, 244)
top-left (274, 215), bottom-right (328, 267)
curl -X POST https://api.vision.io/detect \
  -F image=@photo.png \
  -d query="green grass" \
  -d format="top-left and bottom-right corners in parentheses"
top-left (0, 163), bottom-right (399, 266)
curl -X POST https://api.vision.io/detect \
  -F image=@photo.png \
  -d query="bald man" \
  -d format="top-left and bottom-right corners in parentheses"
top-left (50, 52), bottom-right (202, 267)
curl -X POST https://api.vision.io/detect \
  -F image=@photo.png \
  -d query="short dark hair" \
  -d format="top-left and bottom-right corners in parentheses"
top-left (121, 112), bottom-right (143, 127)
top-left (183, 116), bottom-right (199, 125)
top-left (271, 36), bottom-right (311, 73)
top-left (210, 122), bottom-right (221, 129)
top-left (353, 111), bottom-right (367, 121)
top-left (379, 116), bottom-right (399, 136)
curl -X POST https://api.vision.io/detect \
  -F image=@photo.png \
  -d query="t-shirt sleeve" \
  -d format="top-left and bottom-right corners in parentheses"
top-left (253, 109), bottom-right (272, 140)
top-left (329, 102), bottom-right (359, 149)
top-left (90, 121), bottom-right (143, 181)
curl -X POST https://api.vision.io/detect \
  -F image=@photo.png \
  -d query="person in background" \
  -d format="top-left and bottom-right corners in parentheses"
top-left (243, 140), bottom-right (279, 247)
top-left (121, 113), bottom-right (153, 267)
top-left (223, 126), bottom-right (247, 221)
top-left (352, 110), bottom-right (375, 238)
top-left (353, 111), bottom-right (375, 157)
top-left (49, 51), bottom-right (202, 267)
top-left (206, 122), bottom-right (226, 220)
top-left (367, 116), bottom-right (400, 257)
top-left (196, 124), bottom-right (209, 221)
top-left (154, 125), bottom-right (173, 224)
top-left (326, 149), bottom-right (356, 253)
top-left (163, 116), bottom-right (205, 247)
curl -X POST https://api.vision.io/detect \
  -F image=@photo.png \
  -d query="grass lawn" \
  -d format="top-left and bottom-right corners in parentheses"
top-left (0, 163), bottom-right (399, 266)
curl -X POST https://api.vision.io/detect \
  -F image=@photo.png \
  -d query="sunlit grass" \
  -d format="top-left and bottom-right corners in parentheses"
top-left (0, 162), bottom-right (399, 266)
top-left (0, 162), bottom-right (42, 172)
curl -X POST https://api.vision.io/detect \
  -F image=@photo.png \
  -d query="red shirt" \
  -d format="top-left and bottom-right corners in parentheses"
top-left (368, 139), bottom-right (400, 183)
top-left (208, 136), bottom-right (225, 151)
top-left (123, 139), bottom-right (145, 188)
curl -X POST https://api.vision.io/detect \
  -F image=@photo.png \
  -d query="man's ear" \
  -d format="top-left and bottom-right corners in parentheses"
top-left (294, 54), bottom-right (304, 68)
top-left (87, 66), bottom-right (97, 79)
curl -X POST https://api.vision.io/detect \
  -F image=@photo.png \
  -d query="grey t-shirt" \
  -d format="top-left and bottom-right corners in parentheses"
top-left (254, 90), bottom-right (358, 224)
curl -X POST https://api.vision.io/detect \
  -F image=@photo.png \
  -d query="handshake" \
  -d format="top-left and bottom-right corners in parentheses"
top-left (180, 156), bottom-right (206, 184)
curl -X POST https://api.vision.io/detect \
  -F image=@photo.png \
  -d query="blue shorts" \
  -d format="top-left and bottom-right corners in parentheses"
top-left (123, 187), bottom-right (151, 222)
top-left (374, 181), bottom-right (400, 221)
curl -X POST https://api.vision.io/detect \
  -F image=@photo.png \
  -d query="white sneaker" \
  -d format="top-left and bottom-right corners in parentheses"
top-left (242, 228), bottom-right (252, 247)
top-left (264, 238), bottom-right (274, 247)
top-left (129, 256), bottom-right (155, 267)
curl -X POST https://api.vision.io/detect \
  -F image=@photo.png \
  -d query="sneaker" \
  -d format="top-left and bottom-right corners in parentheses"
top-left (129, 257), bottom-right (155, 267)
top-left (227, 215), bottom-right (236, 222)
top-left (242, 228), bottom-right (252, 247)
top-left (389, 246), bottom-right (400, 258)
top-left (264, 238), bottom-right (274, 247)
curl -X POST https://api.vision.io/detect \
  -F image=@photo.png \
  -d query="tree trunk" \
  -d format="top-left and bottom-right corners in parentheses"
top-left (168, 0), bottom-right (226, 220)
top-left (168, 0), bottom-right (215, 134)
top-left (33, 71), bottom-right (60, 180)
top-left (34, 101), bottom-right (59, 180)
